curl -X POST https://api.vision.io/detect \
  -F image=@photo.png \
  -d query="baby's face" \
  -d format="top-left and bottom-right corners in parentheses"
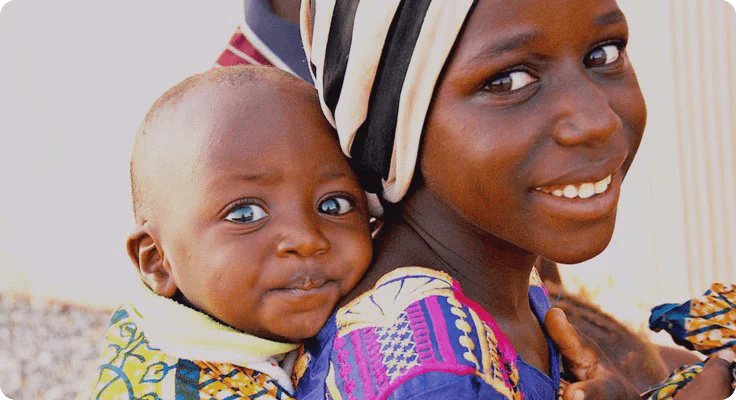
top-left (158, 86), bottom-right (372, 342)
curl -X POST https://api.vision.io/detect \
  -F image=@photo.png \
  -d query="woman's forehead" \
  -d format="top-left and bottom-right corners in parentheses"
top-left (462, 0), bottom-right (624, 42)
top-left (451, 0), bottom-right (625, 62)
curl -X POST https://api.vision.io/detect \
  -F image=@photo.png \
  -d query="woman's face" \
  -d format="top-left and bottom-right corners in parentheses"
top-left (420, 0), bottom-right (646, 264)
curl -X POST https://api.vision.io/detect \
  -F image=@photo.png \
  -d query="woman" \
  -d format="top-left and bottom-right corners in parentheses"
top-left (294, 0), bottom-right (734, 398)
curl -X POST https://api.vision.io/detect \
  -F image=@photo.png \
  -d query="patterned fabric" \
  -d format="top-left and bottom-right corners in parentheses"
top-left (644, 282), bottom-right (736, 399)
top-left (642, 363), bottom-right (704, 400)
top-left (215, 0), bottom-right (313, 83)
top-left (649, 283), bottom-right (736, 355)
top-left (299, 0), bottom-right (477, 202)
top-left (215, 27), bottom-right (274, 69)
top-left (294, 267), bottom-right (560, 400)
top-left (80, 306), bottom-right (294, 400)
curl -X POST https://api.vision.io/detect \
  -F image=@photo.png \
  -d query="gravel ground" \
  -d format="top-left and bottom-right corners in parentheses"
top-left (0, 294), bottom-right (112, 400)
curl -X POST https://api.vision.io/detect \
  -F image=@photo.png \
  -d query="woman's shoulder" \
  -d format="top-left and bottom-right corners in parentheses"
top-left (295, 267), bottom-right (534, 400)
top-left (335, 266), bottom-right (456, 334)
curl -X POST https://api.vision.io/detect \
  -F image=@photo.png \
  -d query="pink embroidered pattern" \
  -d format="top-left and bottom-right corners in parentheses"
top-left (335, 335), bottom-right (358, 400)
top-left (318, 267), bottom-right (551, 400)
top-left (406, 302), bottom-right (435, 364)
top-left (364, 327), bottom-right (390, 388)
top-left (353, 329), bottom-right (379, 399)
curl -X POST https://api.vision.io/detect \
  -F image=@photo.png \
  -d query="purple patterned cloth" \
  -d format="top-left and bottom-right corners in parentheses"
top-left (292, 267), bottom-right (561, 400)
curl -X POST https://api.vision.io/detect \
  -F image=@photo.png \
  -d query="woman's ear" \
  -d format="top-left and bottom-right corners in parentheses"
top-left (126, 225), bottom-right (177, 298)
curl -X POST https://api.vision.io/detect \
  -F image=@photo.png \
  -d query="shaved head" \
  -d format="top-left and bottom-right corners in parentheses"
top-left (130, 66), bottom-right (319, 224)
top-left (125, 65), bottom-right (371, 342)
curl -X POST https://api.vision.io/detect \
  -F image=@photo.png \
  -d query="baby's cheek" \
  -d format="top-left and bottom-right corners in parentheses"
top-left (342, 231), bottom-right (374, 286)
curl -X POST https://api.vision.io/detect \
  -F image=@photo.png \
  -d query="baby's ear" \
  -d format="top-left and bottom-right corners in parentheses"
top-left (126, 225), bottom-right (177, 298)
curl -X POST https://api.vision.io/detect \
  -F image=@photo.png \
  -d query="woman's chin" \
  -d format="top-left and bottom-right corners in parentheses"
top-left (540, 238), bottom-right (612, 265)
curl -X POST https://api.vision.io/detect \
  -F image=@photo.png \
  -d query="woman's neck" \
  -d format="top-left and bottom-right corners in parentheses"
top-left (367, 185), bottom-right (539, 317)
top-left (268, 0), bottom-right (300, 24)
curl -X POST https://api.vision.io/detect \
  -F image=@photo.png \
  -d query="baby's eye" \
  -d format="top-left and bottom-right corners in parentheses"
top-left (585, 44), bottom-right (622, 68)
top-left (484, 70), bottom-right (538, 94)
top-left (318, 196), bottom-right (353, 216)
top-left (225, 204), bottom-right (268, 223)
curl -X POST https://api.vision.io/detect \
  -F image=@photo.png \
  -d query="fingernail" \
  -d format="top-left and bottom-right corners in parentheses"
top-left (573, 390), bottom-right (585, 400)
top-left (716, 349), bottom-right (736, 363)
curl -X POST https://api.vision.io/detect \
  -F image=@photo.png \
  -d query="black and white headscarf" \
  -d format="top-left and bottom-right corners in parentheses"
top-left (301, 0), bottom-right (477, 203)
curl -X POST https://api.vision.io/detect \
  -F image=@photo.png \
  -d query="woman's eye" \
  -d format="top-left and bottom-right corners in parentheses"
top-left (585, 44), bottom-right (622, 68)
top-left (484, 70), bottom-right (537, 94)
top-left (318, 196), bottom-right (353, 216)
top-left (225, 204), bottom-right (268, 223)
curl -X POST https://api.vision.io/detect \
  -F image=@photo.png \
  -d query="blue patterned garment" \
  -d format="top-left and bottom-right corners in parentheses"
top-left (292, 267), bottom-right (561, 400)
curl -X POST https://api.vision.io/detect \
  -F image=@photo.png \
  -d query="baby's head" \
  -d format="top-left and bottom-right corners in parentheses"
top-left (127, 66), bottom-right (373, 342)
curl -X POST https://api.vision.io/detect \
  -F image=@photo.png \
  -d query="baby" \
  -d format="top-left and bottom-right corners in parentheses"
top-left (82, 65), bottom-right (373, 399)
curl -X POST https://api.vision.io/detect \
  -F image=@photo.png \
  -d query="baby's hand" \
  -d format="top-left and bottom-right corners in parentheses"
top-left (545, 308), bottom-right (641, 400)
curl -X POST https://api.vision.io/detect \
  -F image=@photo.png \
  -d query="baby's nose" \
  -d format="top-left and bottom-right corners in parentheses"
top-left (275, 215), bottom-right (331, 258)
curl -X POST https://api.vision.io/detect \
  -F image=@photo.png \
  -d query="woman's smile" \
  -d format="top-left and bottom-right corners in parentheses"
top-left (535, 174), bottom-right (612, 199)
top-left (531, 171), bottom-right (622, 222)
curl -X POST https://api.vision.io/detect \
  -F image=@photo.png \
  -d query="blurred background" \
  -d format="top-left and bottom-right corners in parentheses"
top-left (0, 0), bottom-right (734, 398)
top-left (0, 1), bottom-right (245, 397)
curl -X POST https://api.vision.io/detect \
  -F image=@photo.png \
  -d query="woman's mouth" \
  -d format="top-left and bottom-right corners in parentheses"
top-left (531, 172), bottom-right (621, 222)
top-left (535, 174), bottom-right (612, 199)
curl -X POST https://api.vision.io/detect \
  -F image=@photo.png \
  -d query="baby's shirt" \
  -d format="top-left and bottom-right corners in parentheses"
top-left (81, 282), bottom-right (298, 400)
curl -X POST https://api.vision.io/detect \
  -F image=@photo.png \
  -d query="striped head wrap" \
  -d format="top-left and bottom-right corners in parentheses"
top-left (300, 0), bottom-right (477, 203)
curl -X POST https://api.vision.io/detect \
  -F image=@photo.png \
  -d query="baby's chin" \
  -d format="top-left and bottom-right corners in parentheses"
top-left (265, 306), bottom-right (335, 343)
top-left (253, 282), bottom-right (343, 342)
top-left (174, 295), bottom-right (326, 343)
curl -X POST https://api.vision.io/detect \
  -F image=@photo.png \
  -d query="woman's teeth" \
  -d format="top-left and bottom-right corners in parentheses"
top-left (536, 175), bottom-right (612, 199)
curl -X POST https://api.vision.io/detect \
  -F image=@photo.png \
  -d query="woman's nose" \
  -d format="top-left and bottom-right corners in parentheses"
top-left (275, 213), bottom-right (331, 258)
top-left (550, 70), bottom-right (622, 148)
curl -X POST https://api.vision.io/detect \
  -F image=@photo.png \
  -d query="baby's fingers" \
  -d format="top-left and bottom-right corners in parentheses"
top-left (674, 349), bottom-right (736, 400)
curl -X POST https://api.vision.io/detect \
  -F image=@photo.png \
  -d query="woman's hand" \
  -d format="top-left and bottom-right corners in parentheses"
top-left (547, 308), bottom-right (736, 399)
top-left (545, 307), bottom-right (642, 399)
top-left (671, 349), bottom-right (735, 400)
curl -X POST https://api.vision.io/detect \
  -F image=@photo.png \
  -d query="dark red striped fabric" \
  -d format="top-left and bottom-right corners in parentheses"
top-left (215, 28), bottom-right (273, 67)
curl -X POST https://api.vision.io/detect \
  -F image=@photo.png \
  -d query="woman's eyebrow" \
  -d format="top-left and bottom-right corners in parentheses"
top-left (595, 9), bottom-right (626, 26)
top-left (460, 31), bottom-right (543, 70)
top-left (482, 31), bottom-right (542, 59)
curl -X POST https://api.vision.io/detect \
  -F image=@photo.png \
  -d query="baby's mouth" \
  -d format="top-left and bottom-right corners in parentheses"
top-left (278, 271), bottom-right (329, 291)
top-left (282, 277), bottom-right (327, 291)
top-left (535, 175), bottom-right (612, 199)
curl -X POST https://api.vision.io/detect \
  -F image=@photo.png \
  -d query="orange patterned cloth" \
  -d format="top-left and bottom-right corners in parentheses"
top-left (644, 283), bottom-right (736, 399)
top-left (649, 283), bottom-right (736, 355)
